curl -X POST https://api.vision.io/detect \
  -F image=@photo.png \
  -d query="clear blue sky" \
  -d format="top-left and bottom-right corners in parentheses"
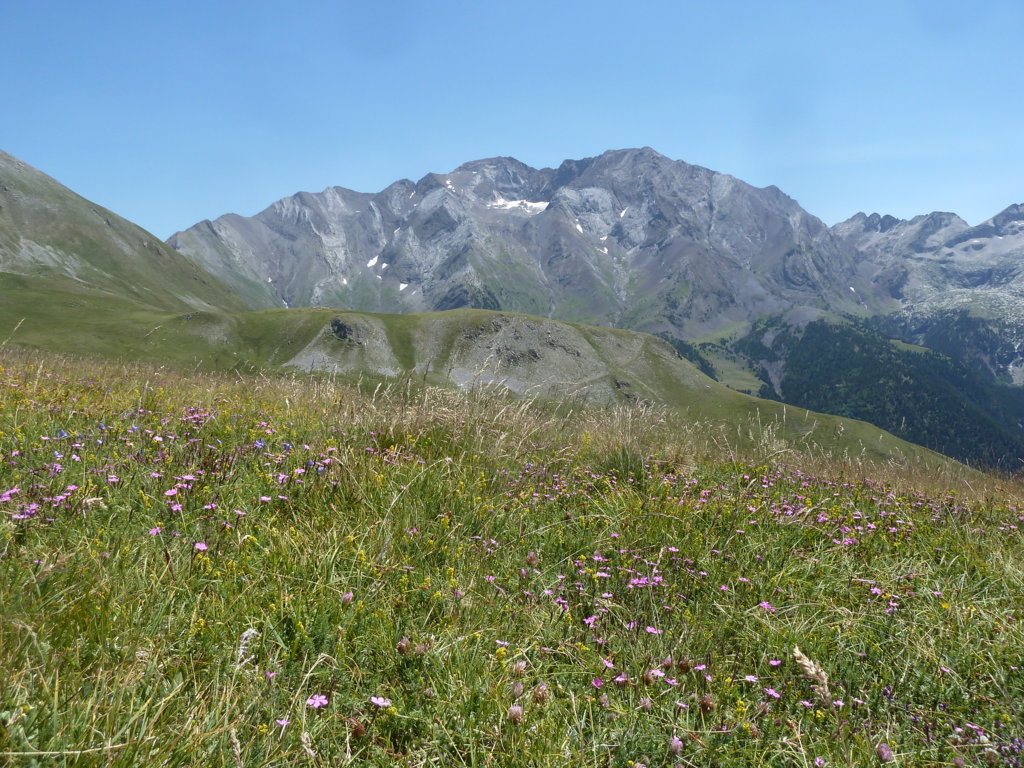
top-left (4, 0), bottom-right (1023, 238)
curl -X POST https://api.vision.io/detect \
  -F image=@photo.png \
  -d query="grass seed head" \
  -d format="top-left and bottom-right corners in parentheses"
top-left (792, 645), bottom-right (831, 702)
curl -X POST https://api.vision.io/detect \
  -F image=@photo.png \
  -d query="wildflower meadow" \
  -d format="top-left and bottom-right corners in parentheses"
top-left (1, 350), bottom-right (1022, 766)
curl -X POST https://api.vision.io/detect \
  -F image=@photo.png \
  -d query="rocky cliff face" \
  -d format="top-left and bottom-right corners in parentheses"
top-left (168, 148), bottom-right (878, 339)
top-left (832, 205), bottom-right (1024, 382)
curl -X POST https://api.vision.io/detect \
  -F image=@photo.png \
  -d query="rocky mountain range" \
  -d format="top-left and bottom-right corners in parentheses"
top-left (168, 148), bottom-right (1024, 376)
top-left (832, 206), bottom-right (1024, 384)
top-left (165, 147), bottom-right (1024, 467)
top-left (168, 148), bottom-right (884, 337)
top-left (3, 145), bottom-right (1023, 468)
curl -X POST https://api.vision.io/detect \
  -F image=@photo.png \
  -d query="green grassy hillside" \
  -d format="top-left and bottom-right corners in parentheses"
top-left (1, 351), bottom-right (1020, 766)
top-left (0, 150), bottom-right (246, 313)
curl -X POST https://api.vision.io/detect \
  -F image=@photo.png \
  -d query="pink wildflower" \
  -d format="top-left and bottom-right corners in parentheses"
top-left (306, 694), bottom-right (328, 708)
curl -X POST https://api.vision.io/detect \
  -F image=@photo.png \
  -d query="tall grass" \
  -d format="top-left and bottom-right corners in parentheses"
top-left (1, 350), bottom-right (1022, 766)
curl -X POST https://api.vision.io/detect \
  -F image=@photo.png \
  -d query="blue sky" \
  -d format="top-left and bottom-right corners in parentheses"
top-left (4, 0), bottom-right (1023, 238)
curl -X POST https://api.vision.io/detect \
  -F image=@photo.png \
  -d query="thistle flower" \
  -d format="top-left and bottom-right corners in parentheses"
top-left (396, 636), bottom-right (411, 655)
top-left (511, 659), bottom-right (527, 676)
top-left (639, 696), bottom-right (653, 711)
top-left (507, 704), bottom-right (524, 724)
top-left (341, 590), bottom-right (354, 605)
top-left (669, 735), bottom-right (684, 756)
top-left (511, 681), bottom-right (524, 699)
top-left (876, 742), bottom-right (894, 762)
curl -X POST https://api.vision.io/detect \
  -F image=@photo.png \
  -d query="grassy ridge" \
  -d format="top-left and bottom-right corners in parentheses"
top-left (0, 288), bottom-right (961, 472)
top-left (1, 351), bottom-right (1022, 766)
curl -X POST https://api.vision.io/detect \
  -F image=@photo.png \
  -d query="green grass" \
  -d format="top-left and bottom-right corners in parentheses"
top-left (1, 350), bottom-right (1022, 766)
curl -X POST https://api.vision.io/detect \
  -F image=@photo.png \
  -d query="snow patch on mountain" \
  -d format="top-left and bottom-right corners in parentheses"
top-left (486, 194), bottom-right (548, 215)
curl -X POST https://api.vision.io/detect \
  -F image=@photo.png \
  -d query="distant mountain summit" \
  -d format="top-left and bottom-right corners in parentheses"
top-left (831, 203), bottom-right (1024, 383)
top-left (167, 148), bottom-right (879, 338)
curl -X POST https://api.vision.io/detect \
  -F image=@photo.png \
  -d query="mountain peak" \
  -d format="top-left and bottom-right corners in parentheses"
top-left (989, 203), bottom-right (1024, 230)
top-left (453, 156), bottom-right (536, 176)
top-left (600, 146), bottom-right (669, 161)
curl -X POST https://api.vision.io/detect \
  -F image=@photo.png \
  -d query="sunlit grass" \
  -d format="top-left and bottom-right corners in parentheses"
top-left (1, 350), bottom-right (1022, 766)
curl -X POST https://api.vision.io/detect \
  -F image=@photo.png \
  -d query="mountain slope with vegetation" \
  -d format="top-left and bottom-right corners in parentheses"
top-left (731, 317), bottom-right (1024, 469)
top-left (4, 146), bottom-right (1023, 469)
top-left (163, 147), bottom-right (1024, 467)
top-left (0, 150), bottom-right (246, 314)
top-left (0, 290), bottom-right (952, 470)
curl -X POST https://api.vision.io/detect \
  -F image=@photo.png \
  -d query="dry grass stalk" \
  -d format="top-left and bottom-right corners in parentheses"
top-left (793, 645), bottom-right (832, 704)
top-left (229, 729), bottom-right (242, 768)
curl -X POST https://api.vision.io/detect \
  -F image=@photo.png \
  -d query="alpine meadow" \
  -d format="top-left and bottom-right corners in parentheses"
top-left (2, 142), bottom-right (1024, 767)
top-left (5, 4), bottom-right (1024, 757)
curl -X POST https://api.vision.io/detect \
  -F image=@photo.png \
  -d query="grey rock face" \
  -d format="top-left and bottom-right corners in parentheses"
top-left (167, 148), bottom-right (875, 339)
